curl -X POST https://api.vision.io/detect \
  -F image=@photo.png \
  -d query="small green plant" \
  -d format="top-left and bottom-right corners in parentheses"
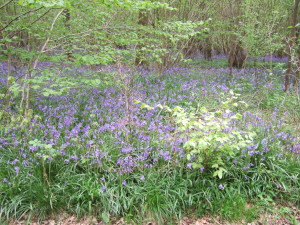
top-left (28, 139), bottom-right (58, 186)
top-left (136, 91), bottom-right (256, 179)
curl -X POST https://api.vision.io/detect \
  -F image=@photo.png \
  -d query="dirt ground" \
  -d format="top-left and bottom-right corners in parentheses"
top-left (8, 209), bottom-right (300, 225)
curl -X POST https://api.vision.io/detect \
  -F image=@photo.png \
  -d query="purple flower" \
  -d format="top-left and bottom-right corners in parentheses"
top-left (70, 155), bottom-right (78, 161)
top-left (2, 178), bottom-right (8, 183)
top-left (140, 175), bottom-right (145, 180)
top-left (14, 166), bottom-right (19, 176)
top-left (200, 167), bottom-right (205, 173)
top-left (29, 146), bottom-right (38, 152)
top-left (290, 144), bottom-right (300, 154)
top-left (100, 185), bottom-right (106, 193)
top-left (246, 145), bottom-right (257, 151)
top-left (243, 163), bottom-right (254, 170)
top-left (11, 159), bottom-right (18, 165)
top-left (121, 147), bottom-right (133, 154)
top-left (122, 180), bottom-right (127, 185)
top-left (219, 184), bottom-right (224, 190)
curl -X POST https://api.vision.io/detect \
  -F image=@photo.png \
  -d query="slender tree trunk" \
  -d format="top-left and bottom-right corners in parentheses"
top-left (203, 37), bottom-right (212, 60)
top-left (135, 10), bottom-right (149, 67)
top-left (228, 47), bottom-right (235, 76)
top-left (22, 9), bottom-right (64, 118)
top-left (63, 8), bottom-right (73, 61)
top-left (293, 0), bottom-right (300, 89)
top-left (285, 0), bottom-right (299, 91)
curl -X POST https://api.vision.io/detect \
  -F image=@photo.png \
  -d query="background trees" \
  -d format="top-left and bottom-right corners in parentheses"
top-left (0, 0), bottom-right (299, 90)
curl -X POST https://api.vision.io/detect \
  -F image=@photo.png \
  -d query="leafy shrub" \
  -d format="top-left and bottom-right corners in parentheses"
top-left (136, 91), bottom-right (256, 179)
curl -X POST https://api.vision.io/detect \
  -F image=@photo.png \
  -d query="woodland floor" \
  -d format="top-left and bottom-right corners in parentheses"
top-left (8, 205), bottom-right (300, 225)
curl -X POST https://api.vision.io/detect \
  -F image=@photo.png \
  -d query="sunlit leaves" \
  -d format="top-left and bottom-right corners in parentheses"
top-left (18, 0), bottom-right (70, 8)
top-left (18, 0), bottom-right (173, 10)
top-left (166, 92), bottom-right (256, 179)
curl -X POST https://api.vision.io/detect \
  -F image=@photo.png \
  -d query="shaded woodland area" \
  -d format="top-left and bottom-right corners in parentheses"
top-left (1, 0), bottom-right (299, 90)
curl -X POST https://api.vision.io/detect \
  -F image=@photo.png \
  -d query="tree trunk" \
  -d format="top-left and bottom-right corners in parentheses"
top-left (228, 41), bottom-right (246, 75)
top-left (135, 10), bottom-right (149, 66)
top-left (63, 8), bottom-right (73, 61)
top-left (230, 44), bottom-right (246, 68)
top-left (203, 38), bottom-right (212, 60)
top-left (285, 0), bottom-right (299, 91)
top-left (293, 0), bottom-right (300, 89)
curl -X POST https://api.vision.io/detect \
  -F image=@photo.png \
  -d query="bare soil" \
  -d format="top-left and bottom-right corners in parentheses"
top-left (8, 208), bottom-right (300, 225)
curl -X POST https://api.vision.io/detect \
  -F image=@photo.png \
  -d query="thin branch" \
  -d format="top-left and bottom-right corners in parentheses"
top-left (30, 8), bottom-right (53, 26)
top-left (49, 25), bottom-right (157, 42)
top-left (23, 9), bottom-right (64, 117)
top-left (0, 0), bottom-right (14, 10)
top-left (49, 9), bottom-right (64, 31)
top-left (41, 41), bottom-right (69, 53)
top-left (50, 29), bottom-right (93, 42)
top-left (38, 9), bottom-right (64, 55)
top-left (0, 7), bottom-right (44, 31)
top-left (6, 8), bottom-right (58, 40)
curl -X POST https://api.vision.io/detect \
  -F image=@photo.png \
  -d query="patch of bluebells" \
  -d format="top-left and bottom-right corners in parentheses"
top-left (243, 163), bottom-right (254, 170)
top-left (0, 62), bottom-right (298, 184)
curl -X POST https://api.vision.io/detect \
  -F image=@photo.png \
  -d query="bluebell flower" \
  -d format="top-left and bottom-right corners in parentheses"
top-left (200, 167), bottom-right (205, 173)
top-left (100, 185), bottom-right (106, 193)
top-left (14, 166), bottom-right (19, 176)
top-left (243, 163), bottom-right (254, 170)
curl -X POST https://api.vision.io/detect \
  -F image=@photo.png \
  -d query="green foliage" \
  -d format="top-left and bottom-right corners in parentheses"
top-left (17, 0), bottom-right (173, 9)
top-left (178, 95), bottom-right (253, 179)
top-left (28, 139), bottom-right (58, 160)
top-left (240, 0), bottom-right (285, 59)
top-left (138, 91), bottom-right (255, 179)
top-left (18, 0), bottom-right (70, 8)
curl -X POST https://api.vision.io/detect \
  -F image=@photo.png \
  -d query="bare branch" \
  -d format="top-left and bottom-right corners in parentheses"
top-left (30, 8), bottom-right (54, 26)
top-left (42, 33), bottom-right (92, 53)
top-left (0, 0), bottom-right (14, 10)
top-left (37, 9), bottom-right (64, 61)
top-left (0, 7), bottom-right (44, 31)
top-left (50, 29), bottom-right (93, 42)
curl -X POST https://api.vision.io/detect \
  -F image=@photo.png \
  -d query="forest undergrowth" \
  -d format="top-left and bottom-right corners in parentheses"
top-left (0, 60), bottom-right (299, 224)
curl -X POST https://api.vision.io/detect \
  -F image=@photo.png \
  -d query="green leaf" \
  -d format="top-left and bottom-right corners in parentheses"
top-left (212, 163), bottom-right (219, 168)
top-left (43, 155), bottom-right (50, 160)
top-left (191, 163), bottom-right (202, 169)
top-left (43, 92), bottom-right (50, 97)
top-left (187, 154), bottom-right (191, 161)
top-left (32, 85), bottom-right (41, 90)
